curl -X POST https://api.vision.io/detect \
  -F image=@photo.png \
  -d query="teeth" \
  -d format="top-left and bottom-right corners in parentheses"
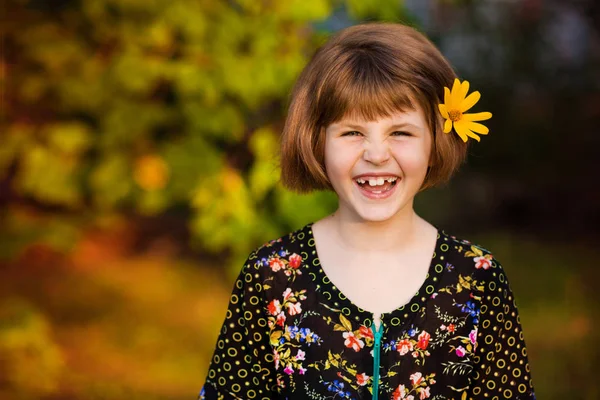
top-left (357, 176), bottom-right (398, 186)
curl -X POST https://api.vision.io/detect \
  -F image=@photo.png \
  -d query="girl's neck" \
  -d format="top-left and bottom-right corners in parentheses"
top-left (324, 206), bottom-right (427, 254)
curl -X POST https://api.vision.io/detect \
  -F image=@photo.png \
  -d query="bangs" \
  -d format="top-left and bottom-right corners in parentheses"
top-left (315, 51), bottom-right (421, 126)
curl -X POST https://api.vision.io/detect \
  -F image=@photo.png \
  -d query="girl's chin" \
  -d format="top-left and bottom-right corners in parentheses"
top-left (352, 204), bottom-right (405, 223)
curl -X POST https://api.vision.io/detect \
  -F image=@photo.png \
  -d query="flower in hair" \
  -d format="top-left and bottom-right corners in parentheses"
top-left (438, 78), bottom-right (492, 143)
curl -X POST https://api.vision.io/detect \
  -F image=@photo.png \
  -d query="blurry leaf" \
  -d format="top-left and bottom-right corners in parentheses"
top-left (0, 124), bottom-right (32, 179)
top-left (133, 154), bottom-right (170, 191)
top-left (0, 298), bottom-right (64, 397)
top-left (17, 143), bottom-right (82, 207)
top-left (345, 0), bottom-right (407, 21)
top-left (275, 187), bottom-right (337, 228)
top-left (46, 122), bottom-right (92, 154)
top-left (90, 153), bottom-right (133, 209)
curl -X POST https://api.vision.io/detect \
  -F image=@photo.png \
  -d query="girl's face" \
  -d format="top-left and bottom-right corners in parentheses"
top-left (323, 105), bottom-right (432, 223)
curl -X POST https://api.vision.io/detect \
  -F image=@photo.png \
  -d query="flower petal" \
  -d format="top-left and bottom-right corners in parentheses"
top-left (443, 119), bottom-right (453, 133)
top-left (459, 80), bottom-right (470, 103)
top-left (465, 121), bottom-right (489, 135)
top-left (454, 120), bottom-right (480, 142)
top-left (438, 104), bottom-right (449, 119)
top-left (450, 79), bottom-right (462, 106)
top-left (463, 112), bottom-right (492, 122)
top-left (444, 87), bottom-right (451, 108)
top-left (467, 131), bottom-right (481, 141)
top-left (459, 91), bottom-right (481, 113)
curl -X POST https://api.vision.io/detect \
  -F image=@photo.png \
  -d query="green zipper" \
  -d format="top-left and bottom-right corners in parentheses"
top-left (371, 321), bottom-right (383, 400)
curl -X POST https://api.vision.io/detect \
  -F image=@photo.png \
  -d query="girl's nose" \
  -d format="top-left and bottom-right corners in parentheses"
top-left (362, 141), bottom-right (391, 165)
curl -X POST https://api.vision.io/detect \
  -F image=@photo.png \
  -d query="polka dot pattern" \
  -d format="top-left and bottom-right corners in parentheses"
top-left (201, 259), bottom-right (275, 399)
top-left (199, 224), bottom-right (535, 400)
top-left (467, 262), bottom-right (535, 399)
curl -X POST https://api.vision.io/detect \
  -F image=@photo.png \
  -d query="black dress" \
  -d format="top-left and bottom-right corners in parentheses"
top-left (199, 223), bottom-right (535, 400)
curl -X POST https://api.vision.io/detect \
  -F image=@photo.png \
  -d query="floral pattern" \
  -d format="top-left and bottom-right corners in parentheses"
top-left (200, 224), bottom-right (535, 400)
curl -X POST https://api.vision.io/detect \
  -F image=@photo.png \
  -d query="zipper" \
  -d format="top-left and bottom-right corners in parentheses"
top-left (371, 313), bottom-right (383, 400)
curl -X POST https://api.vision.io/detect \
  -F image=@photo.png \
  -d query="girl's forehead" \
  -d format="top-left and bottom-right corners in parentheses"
top-left (334, 106), bottom-right (426, 126)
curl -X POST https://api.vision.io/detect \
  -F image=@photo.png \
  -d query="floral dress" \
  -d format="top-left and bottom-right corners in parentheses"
top-left (199, 223), bottom-right (535, 400)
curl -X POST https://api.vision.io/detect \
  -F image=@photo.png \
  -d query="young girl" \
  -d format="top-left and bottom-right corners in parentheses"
top-left (199, 23), bottom-right (535, 400)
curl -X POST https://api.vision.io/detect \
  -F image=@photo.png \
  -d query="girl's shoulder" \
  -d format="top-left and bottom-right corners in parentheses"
top-left (243, 223), bottom-right (313, 274)
top-left (439, 229), bottom-right (511, 284)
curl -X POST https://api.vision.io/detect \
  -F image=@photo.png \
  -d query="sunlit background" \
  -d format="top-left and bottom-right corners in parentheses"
top-left (1, 0), bottom-right (599, 399)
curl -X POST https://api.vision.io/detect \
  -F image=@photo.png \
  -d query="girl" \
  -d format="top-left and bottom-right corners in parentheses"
top-left (199, 23), bottom-right (535, 400)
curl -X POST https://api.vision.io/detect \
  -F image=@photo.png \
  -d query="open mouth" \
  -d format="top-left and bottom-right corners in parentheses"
top-left (354, 176), bottom-right (399, 196)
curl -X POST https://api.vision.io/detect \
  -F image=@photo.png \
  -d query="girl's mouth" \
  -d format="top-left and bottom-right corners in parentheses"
top-left (354, 176), bottom-right (399, 199)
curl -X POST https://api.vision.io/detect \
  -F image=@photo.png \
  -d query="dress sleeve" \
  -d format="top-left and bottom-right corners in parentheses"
top-left (468, 260), bottom-right (536, 400)
top-left (199, 255), bottom-right (276, 400)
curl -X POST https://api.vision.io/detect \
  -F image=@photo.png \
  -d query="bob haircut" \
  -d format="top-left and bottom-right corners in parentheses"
top-left (280, 22), bottom-right (469, 193)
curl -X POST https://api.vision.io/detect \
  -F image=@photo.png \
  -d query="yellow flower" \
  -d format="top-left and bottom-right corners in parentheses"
top-left (438, 78), bottom-right (492, 143)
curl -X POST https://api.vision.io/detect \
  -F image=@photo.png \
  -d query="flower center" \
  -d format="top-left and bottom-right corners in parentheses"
top-left (448, 109), bottom-right (462, 122)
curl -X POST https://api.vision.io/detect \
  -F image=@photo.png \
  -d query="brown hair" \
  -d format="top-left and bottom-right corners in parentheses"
top-left (279, 22), bottom-right (470, 193)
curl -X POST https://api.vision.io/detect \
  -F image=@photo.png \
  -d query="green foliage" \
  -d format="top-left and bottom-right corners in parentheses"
top-left (0, 298), bottom-right (64, 398)
top-left (1, 0), bottom-right (406, 267)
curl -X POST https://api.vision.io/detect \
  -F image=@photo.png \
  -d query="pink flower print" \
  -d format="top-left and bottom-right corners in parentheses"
top-left (410, 372), bottom-right (423, 386)
top-left (287, 302), bottom-right (302, 316)
top-left (397, 339), bottom-right (414, 355)
top-left (343, 331), bottom-right (365, 352)
top-left (269, 257), bottom-right (285, 272)
top-left (283, 364), bottom-right (294, 375)
top-left (417, 331), bottom-right (431, 350)
top-left (440, 324), bottom-right (446, 331)
top-left (295, 349), bottom-right (306, 361)
top-left (277, 376), bottom-right (285, 388)
top-left (276, 312), bottom-right (286, 327)
top-left (289, 253), bottom-right (302, 269)
top-left (267, 299), bottom-right (281, 316)
top-left (392, 384), bottom-right (405, 400)
top-left (298, 366), bottom-right (307, 375)
top-left (419, 386), bottom-right (431, 399)
top-left (282, 288), bottom-right (293, 301)
top-left (474, 256), bottom-right (491, 270)
top-left (359, 325), bottom-right (374, 340)
top-left (469, 328), bottom-right (478, 345)
top-left (393, 385), bottom-right (414, 400)
top-left (412, 351), bottom-right (419, 358)
top-left (456, 346), bottom-right (466, 357)
top-left (356, 372), bottom-right (369, 386)
top-left (273, 349), bottom-right (280, 370)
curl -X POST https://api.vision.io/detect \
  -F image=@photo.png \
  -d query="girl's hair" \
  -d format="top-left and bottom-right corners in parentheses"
top-left (280, 22), bottom-right (469, 193)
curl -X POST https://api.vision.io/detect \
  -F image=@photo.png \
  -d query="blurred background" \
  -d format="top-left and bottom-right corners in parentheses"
top-left (1, 0), bottom-right (599, 399)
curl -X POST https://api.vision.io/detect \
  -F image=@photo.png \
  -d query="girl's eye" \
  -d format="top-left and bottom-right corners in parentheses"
top-left (392, 131), bottom-right (411, 137)
top-left (342, 131), bottom-right (362, 137)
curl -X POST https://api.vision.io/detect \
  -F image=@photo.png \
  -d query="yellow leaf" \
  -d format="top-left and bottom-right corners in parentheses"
top-left (339, 314), bottom-right (353, 331)
top-left (470, 246), bottom-right (483, 257)
top-left (270, 331), bottom-right (282, 346)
